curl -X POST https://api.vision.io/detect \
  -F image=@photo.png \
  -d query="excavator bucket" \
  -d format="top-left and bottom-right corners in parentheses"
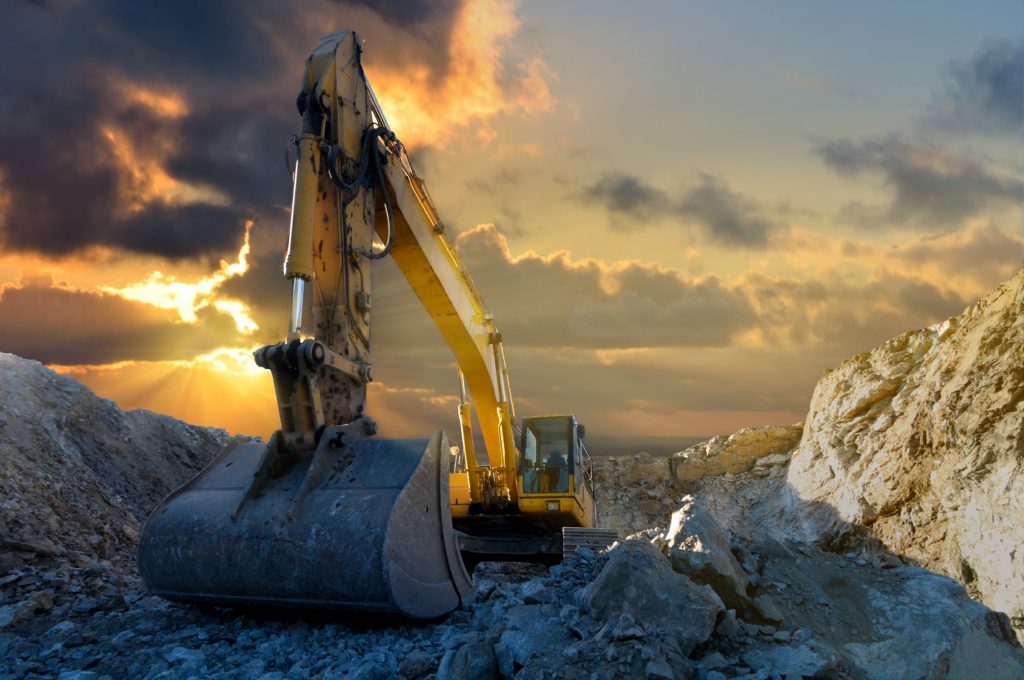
top-left (138, 429), bottom-right (473, 619)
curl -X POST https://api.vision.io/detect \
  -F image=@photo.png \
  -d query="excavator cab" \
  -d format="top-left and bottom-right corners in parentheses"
top-left (517, 415), bottom-right (596, 530)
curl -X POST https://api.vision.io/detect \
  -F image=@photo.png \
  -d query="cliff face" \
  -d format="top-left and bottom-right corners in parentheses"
top-left (781, 269), bottom-right (1024, 630)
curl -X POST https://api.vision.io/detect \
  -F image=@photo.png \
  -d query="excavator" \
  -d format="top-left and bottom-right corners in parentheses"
top-left (137, 31), bottom-right (616, 619)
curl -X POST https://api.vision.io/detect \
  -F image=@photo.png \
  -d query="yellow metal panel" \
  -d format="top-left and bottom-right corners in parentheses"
top-left (449, 471), bottom-right (472, 506)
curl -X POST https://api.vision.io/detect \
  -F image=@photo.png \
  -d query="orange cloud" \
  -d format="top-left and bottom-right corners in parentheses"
top-left (116, 82), bottom-right (190, 118)
top-left (101, 221), bottom-right (258, 334)
top-left (100, 124), bottom-right (229, 213)
top-left (369, 0), bottom-right (555, 149)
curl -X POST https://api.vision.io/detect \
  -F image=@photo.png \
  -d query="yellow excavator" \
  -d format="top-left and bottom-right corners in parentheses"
top-left (138, 31), bottom-right (615, 619)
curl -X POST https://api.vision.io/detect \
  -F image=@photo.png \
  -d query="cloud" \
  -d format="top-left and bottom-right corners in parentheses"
top-left (34, 220), bottom-right (1014, 442)
top-left (814, 136), bottom-right (1021, 228)
top-left (0, 276), bottom-right (237, 365)
top-left (366, 0), bottom-right (556, 148)
top-left (0, 0), bottom-right (551, 260)
top-left (580, 174), bottom-right (670, 221)
top-left (676, 174), bottom-right (786, 248)
top-left (926, 38), bottom-right (1023, 135)
top-left (888, 220), bottom-right (1022, 284)
top-left (451, 225), bottom-right (758, 348)
top-left (582, 173), bottom-right (788, 247)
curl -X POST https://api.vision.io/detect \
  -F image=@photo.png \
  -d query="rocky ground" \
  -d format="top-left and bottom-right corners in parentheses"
top-left (1, 273), bottom-right (1023, 679)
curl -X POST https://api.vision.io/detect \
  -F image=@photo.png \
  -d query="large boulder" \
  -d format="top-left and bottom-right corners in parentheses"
top-left (582, 540), bottom-right (723, 656)
top-left (654, 496), bottom-right (777, 622)
top-left (841, 568), bottom-right (1024, 679)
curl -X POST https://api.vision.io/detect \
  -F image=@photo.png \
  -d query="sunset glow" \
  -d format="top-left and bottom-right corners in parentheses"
top-left (0, 1), bottom-right (1019, 450)
top-left (101, 222), bottom-right (257, 333)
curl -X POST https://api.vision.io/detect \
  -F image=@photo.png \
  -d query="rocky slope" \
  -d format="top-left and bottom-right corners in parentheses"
top-left (0, 353), bottom-right (230, 582)
top-left (592, 269), bottom-right (1024, 641)
top-left (1, 269), bottom-right (1023, 679)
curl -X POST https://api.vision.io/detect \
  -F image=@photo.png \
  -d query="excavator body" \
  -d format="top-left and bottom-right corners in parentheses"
top-left (137, 30), bottom-right (611, 620)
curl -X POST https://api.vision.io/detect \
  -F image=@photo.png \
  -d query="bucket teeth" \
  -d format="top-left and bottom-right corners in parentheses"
top-left (138, 429), bottom-right (473, 619)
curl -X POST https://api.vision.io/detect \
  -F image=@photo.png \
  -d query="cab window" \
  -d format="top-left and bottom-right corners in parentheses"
top-left (521, 418), bottom-right (572, 493)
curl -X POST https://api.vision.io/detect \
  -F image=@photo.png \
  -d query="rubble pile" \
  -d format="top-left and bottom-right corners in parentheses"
top-left (0, 354), bottom-right (230, 634)
top-left (1, 271), bottom-right (1023, 679)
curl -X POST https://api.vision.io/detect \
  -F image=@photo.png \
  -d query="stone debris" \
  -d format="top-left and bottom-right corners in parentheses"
top-left (2, 270), bottom-right (1024, 678)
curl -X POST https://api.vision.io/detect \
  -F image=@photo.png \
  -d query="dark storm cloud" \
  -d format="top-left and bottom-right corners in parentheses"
top-left (814, 136), bottom-right (1021, 227)
top-left (676, 174), bottom-right (785, 248)
top-left (0, 278), bottom-right (236, 365)
top-left (0, 0), bottom-right (459, 259)
top-left (926, 38), bottom-right (1023, 135)
top-left (581, 174), bottom-right (670, 221)
top-left (582, 173), bottom-right (787, 247)
top-left (336, 0), bottom-right (459, 27)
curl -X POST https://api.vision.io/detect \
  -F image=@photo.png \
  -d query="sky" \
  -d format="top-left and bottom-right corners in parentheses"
top-left (0, 0), bottom-right (1021, 453)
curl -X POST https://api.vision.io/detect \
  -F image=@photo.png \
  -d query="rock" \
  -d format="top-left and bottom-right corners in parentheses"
top-left (840, 568), bottom-right (1024, 679)
top-left (398, 649), bottom-right (434, 678)
top-left (670, 425), bottom-right (803, 482)
top-left (164, 645), bottom-right (205, 666)
top-left (714, 609), bottom-right (742, 641)
top-left (437, 639), bottom-right (499, 680)
top-left (0, 591), bottom-right (53, 628)
top-left (698, 650), bottom-right (728, 670)
top-left (778, 272), bottom-right (1024, 638)
top-left (582, 541), bottom-right (723, 655)
top-left (493, 604), bottom-right (570, 677)
top-left (753, 452), bottom-right (789, 469)
top-left (611, 612), bottom-right (645, 641)
top-left (644, 657), bottom-right (674, 680)
top-left (740, 642), bottom-right (836, 677)
top-left (654, 496), bottom-right (757, 618)
top-left (520, 579), bottom-right (552, 604)
top-left (44, 620), bottom-right (77, 640)
top-left (3, 536), bottom-right (60, 557)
